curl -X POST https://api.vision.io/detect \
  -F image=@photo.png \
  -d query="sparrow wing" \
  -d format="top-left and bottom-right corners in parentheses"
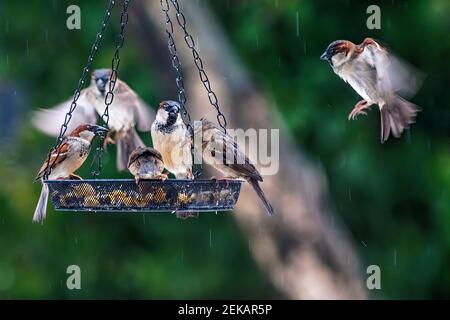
top-left (200, 119), bottom-right (262, 181)
top-left (364, 41), bottom-right (424, 99)
top-left (114, 81), bottom-right (154, 132)
top-left (35, 141), bottom-right (69, 180)
top-left (32, 89), bottom-right (97, 137)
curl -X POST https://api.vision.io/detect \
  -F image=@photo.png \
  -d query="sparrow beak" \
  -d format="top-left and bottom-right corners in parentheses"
top-left (320, 51), bottom-right (333, 66)
top-left (168, 104), bottom-right (179, 117)
top-left (96, 78), bottom-right (106, 94)
top-left (93, 125), bottom-right (109, 137)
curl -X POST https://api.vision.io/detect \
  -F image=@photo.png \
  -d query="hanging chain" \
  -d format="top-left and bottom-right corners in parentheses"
top-left (91, 0), bottom-right (131, 178)
top-left (42, 0), bottom-right (117, 180)
top-left (169, 0), bottom-right (227, 133)
top-left (160, 0), bottom-right (191, 130)
top-left (160, 0), bottom-right (201, 177)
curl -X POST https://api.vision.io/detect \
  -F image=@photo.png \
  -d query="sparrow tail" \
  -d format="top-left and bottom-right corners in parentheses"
top-left (116, 127), bottom-right (145, 171)
top-left (33, 183), bottom-right (49, 223)
top-left (380, 96), bottom-right (420, 143)
top-left (246, 178), bottom-right (274, 215)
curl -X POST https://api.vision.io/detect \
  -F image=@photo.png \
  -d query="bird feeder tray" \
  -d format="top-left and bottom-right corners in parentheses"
top-left (44, 179), bottom-right (243, 213)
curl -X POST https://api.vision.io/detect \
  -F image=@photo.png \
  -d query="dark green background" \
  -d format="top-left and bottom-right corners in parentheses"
top-left (0, 0), bottom-right (449, 299)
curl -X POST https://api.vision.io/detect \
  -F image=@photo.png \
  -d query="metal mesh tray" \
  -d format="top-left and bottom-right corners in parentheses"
top-left (44, 179), bottom-right (242, 213)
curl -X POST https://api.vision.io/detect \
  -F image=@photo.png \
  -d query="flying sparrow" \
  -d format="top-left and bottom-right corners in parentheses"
top-left (127, 146), bottom-right (167, 183)
top-left (195, 118), bottom-right (274, 215)
top-left (151, 100), bottom-right (193, 179)
top-left (320, 38), bottom-right (424, 142)
top-left (33, 123), bottom-right (108, 223)
top-left (32, 69), bottom-right (154, 170)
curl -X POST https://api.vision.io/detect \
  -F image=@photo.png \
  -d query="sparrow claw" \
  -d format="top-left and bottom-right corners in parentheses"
top-left (348, 100), bottom-right (370, 121)
top-left (156, 173), bottom-right (168, 181)
top-left (212, 176), bottom-right (234, 181)
top-left (176, 211), bottom-right (199, 219)
top-left (69, 174), bottom-right (82, 180)
top-left (102, 137), bottom-right (115, 150)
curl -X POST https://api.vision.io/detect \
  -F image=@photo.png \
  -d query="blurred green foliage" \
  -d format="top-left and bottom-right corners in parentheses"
top-left (0, 0), bottom-right (449, 299)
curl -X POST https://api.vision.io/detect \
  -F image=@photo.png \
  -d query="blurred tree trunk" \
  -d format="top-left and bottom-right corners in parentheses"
top-left (132, 0), bottom-right (367, 299)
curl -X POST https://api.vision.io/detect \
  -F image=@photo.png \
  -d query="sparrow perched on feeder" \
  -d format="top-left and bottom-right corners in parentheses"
top-left (195, 118), bottom-right (274, 215)
top-left (127, 146), bottom-right (167, 183)
top-left (320, 38), bottom-right (424, 142)
top-left (151, 100), bottom-right (193, 179)
top-left (32, 69), bottom-right (154, 170)
top-left (33, 124), bottom-right (108, 223)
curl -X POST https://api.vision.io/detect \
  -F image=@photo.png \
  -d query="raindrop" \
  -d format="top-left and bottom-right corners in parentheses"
top-left (142, 213), bottom-right (146, 224)
top-left (296, 11), bottom-right (300, 37)
top-left (394, 249), bottom-right (398, 267)
top-left (406, 129), bottom-right (412, 144)
top-left (255, 33), bottom-right (259, 49)
top-left (26, 40), bottom-right (29, 55)
top-left (74, 237), bottom-right (78, 245)
top-left (209, 229), bottom-right (212, 248)
top-left (6, 54), bottom-right (9, 66)
top-left (348, 187), bottom-right (352, 202)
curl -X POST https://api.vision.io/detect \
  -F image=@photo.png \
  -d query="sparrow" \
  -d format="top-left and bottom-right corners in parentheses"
top-left (195, 118), bottom-right (274, 215)
top-left (320, 38), bottom-right (424, 142)
top-left (32, 69), bottom-right (154, 170)
top-left (151, 100), bottom-right (193, 179)
top-left (127, 146), bottom-right (168, 183)
top-left (33, 123), bottom-right (108, 223)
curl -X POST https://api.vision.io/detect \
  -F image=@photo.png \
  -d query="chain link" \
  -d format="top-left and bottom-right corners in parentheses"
top-left (91, 0), bottom-right (131, 178)
top-left (169, 0), bottom-right (227, 132)
top-left (42, 0), bottom-right (117, 180)
top-left (160, 0), bottom-right (201, 177)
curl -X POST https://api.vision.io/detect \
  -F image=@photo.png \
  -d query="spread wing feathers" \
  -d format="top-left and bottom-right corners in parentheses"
top-left (114, 81), bottom-right (154, 132)
top-left (199, 118), bottom-right (262, 181)
top-left (363, 41), bottom-right (425, 99)
top-left (35, 142), bottom-right (69, 180)
top-left (32, 89), bottom-right (97, 137)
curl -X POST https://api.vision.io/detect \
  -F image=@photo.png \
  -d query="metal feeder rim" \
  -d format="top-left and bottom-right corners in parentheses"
top-left (43, 179), bottom-right (244, 184)
top-left (44, 178), bottom-right (243, 213)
